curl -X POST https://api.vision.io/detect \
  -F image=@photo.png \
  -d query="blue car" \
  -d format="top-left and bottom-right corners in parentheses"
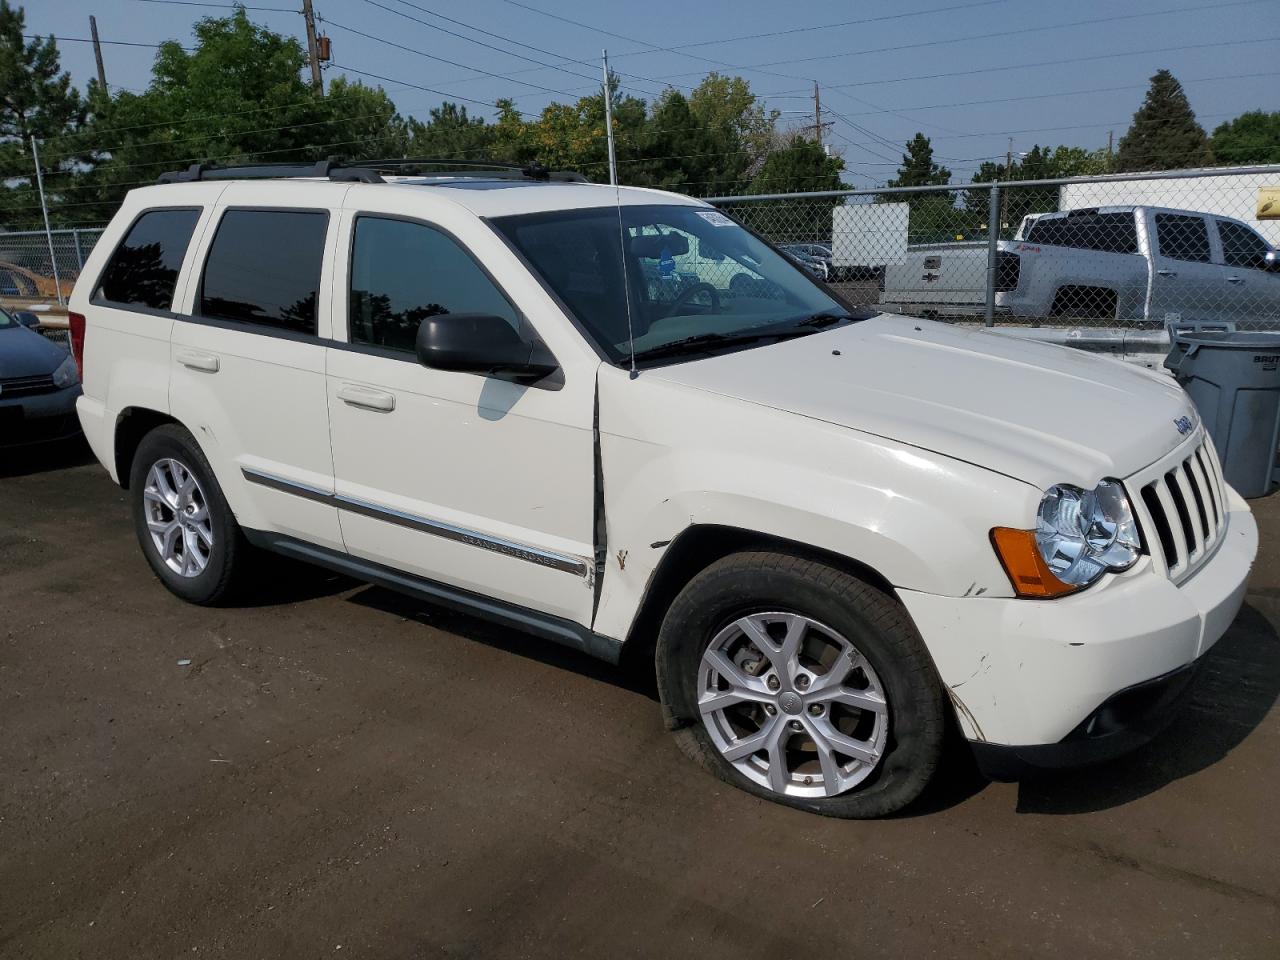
top-left (0, 308), bottom-right (82, 447)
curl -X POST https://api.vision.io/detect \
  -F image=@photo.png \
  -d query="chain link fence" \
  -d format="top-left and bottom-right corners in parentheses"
top-left (0, 227), bottom-right (105, 305)
top-left (709, 165), bottom-right (1280, 341)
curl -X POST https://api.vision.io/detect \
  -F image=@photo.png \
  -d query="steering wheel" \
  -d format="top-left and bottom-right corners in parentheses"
top-left (662, 281), bottom-right (721, 318)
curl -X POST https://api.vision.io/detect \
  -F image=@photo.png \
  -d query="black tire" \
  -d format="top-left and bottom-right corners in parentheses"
top-left (128, 423), bottom-right (247, 605)
top-left (656, 551), bottom-right (947, 818)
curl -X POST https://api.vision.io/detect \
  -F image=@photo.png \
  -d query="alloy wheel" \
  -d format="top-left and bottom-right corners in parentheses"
top-left (697, 612), bottom-right (889, 798)
top-left (143, 458), bottom-right (214, 578)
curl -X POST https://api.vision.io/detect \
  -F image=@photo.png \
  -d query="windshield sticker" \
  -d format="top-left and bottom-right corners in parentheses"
top-left (695, 210), bottom-right (735, 227)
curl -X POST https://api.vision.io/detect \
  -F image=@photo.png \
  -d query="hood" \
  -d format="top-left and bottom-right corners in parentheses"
top-left (0, 325), bottom-right (70, 380)
top-left (651, 314), bottom-right (1195, 490)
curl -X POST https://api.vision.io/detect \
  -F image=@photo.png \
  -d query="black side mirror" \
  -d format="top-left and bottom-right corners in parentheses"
top-left (416, 313), bottom-right (558, 383)
top-left (13, 311), bottom-right (40, 328)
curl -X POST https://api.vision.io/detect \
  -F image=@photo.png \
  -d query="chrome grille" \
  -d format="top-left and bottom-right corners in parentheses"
top-left (1130, 437), bottom-right (1227, 581)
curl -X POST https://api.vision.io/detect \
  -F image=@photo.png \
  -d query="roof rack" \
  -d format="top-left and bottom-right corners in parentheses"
top-left (157, 157), bottom-right (590, 185)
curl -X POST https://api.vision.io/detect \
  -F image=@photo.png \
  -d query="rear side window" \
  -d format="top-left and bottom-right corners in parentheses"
top-left (1024, 212), bottom-right (1136, 253)
top-left (1155, 214), bottom-right (1211, 263)
top-left (349, 216), bottom-right (518, 353)
top-left (1217, 220), bottom-right (1272, 270)
top-left (200, 209), bottom-right (327, 335)
top-left (96, 208), bottom-right (201, 310)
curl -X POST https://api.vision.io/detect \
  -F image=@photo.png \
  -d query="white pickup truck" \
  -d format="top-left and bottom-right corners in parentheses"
top-left (880, 205), bottom-right (1280, 326)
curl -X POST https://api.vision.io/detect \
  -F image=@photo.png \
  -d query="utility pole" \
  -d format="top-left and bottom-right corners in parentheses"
top-left (301, 0), bottom-right (323, 94)
top-left (811, 81), bottom-right (832, 150)
top-left (602, 49), bottom-right (617, 186)
top-left (1107, 129), bottom-right (1114, 160)
top-left (30, 137), bottom-right (64, 308)
top-left (89, 15), bottom-right (107, 90)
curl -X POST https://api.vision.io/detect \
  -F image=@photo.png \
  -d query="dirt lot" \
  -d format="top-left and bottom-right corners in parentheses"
top-left (1, 441), bottom-right (1277, 959)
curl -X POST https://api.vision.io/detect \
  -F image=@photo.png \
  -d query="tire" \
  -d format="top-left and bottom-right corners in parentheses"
top-left (656, 552), bottom-right (946, 818)
top-left (128, 423), bottom-right (247, 605)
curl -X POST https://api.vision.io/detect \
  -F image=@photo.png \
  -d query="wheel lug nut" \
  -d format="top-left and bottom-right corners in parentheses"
top-left (766, 675), bottom-right (780, 691)
top-left (764, 705), bottom-right (776, 716)
top-left (788, 720), bottom-right (803, 731)
top-left (808, 704), bottom-right (824, 716)
top-left (796, 674), bottom-right (810, 689)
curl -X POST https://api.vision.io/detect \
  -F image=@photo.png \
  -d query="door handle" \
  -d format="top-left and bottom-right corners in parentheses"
top-left (175, 349), bottom-right (219, 372)
top-left (1225, 275), bottom-right (1244, 284)
top-left (1156, 268), bottom-right (1178, 278)
top-left (337, 383), bottom-right (396, 412)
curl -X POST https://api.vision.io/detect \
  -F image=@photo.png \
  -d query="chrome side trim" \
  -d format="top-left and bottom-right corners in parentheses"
top-left (240, 467), bottom-right (591, 578)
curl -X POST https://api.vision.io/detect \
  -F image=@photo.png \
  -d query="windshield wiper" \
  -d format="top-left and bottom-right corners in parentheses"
top-left (630, 330), bottom-right (802, 363)
top-left (789, 310), bottom-right (859, 328)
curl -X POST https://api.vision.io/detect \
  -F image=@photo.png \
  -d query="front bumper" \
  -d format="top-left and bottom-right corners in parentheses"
top-left (898, 485), bottom-right (1257, 761)
top-left (0, 384), bottom-right (83, 446)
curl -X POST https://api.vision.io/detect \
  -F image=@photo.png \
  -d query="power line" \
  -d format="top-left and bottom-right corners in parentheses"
top-left (132, 0), bottom-right (298, 11)
top-left (22, 34), bottom-right (190, 50)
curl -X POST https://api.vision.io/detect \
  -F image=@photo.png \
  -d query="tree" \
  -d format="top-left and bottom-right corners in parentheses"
top-left (882, 133), bottom-right (957, 241)
top-left (687, 73), bottom-right (777, 184)
top-left (0, 1), bottom-right (84, 227)
top-left (406, 102), bottom-right (493, 160)
top-left (1115, 69), bottom-right (1211, 172)
top-left (70, 11), bottom-right (407, 222)
top-left (1211, 111), bottom-right (1280, 165)
top-left (739, 135), bottom-right (845, 240)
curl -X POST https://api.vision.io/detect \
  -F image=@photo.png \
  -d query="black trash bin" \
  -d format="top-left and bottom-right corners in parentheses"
top-left (1165, 330), bottom-right (1280, 499)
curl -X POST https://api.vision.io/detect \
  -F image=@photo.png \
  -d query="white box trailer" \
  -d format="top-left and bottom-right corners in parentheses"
top-left (830, 201), bottom-right (909, 278)
top-left (1060, 166), bottom-right (1280, 245)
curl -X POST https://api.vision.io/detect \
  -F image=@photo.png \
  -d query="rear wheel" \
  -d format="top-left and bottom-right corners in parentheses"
top-left (129, 424), bottom-right (247, 605)
top-left (657, 552), bottom-right (946, 818)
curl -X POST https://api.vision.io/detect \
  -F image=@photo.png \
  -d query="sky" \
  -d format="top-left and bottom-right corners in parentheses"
top-left (25, 0), bottom-right (1280, 187)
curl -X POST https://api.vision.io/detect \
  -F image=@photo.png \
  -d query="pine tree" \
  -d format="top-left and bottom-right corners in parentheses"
top-left (887, 133), bottom-right (950, 188)
top-left (0, 1), bottom-right (84, 226)
top-left (1115, 69), bottom-right (1211, 172)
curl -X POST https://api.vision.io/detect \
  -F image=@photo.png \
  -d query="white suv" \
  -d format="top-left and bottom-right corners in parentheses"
top-left (70, 161), bottom-right (1258, 818)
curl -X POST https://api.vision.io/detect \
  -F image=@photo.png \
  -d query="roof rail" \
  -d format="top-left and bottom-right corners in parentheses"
top-left (156, 157), bottom-right (589, 185)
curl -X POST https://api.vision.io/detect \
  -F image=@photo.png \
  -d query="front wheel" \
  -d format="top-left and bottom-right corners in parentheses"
top-left (656, 552), bottom-right (947, 818)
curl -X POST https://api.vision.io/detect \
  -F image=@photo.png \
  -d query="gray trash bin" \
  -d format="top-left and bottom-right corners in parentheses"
top-left (1165, 330), bottom-right (1280, 499)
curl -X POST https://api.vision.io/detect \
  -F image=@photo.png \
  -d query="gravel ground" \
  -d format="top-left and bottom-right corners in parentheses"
top-left (1, 439), bottom-right (1277, 959)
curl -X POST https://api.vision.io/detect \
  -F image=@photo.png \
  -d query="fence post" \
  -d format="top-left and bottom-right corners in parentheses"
top-left (983, 181), bottom-right (1000, 327)
top-left (72, 229), bottom-right (85, 271)
top-left (30, 136), bottom-right (65, 307)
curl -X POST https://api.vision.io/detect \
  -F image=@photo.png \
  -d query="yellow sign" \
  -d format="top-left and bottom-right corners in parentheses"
top-left (1259, 186), bottom-right (1280, 220)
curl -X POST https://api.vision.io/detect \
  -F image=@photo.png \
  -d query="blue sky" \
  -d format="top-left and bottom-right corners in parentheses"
top-left (26, 0), bottom-right (1280, 186)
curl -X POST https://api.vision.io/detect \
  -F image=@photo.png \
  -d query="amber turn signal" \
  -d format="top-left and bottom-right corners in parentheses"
top-left (989, 527), bottom-right (1081, 599)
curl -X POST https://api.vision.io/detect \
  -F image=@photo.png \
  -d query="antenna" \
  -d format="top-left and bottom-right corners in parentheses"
top-left (603, 48), bottom-right (636, 377)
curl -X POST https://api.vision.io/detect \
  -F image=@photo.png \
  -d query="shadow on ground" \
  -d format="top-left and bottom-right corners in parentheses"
top-left (0, 436), bottom-right (93, 478)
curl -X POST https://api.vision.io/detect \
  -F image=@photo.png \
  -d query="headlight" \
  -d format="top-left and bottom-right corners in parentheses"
top-left (52, 354), bottom-right (79, 388)
top-left (992, 480), bottom-right (1141, 598)
top-left (1036, 481), bottom-right (1141, 585)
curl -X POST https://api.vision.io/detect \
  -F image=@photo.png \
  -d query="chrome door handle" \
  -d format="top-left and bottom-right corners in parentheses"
top-left (175, 349), bottom-right (219, 372)
top-left (1156, 268), bottom-right (1177, 278)
top-left (337, 383), bottom-right (396, 412)
top-left (1225, 275), bottom-right (1244, 284)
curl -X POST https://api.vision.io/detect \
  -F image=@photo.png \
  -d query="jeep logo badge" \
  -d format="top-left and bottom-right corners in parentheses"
top-left (1174, 415), bottom-right (1194, 436)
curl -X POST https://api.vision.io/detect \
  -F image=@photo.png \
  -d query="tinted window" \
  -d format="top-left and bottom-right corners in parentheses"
top-left (1024, 212), bottom-right (1136, 253)
top-left (200, 209), bottom-right (327, 334)
top-left (1218, 220), bottom-right (1272, 270)
top-left (1156, 214), bottom-right (1211, 263)
top-left (349, 216), bottom-right (518, 352)
top-left (96, 208), bottom-right (200, 310)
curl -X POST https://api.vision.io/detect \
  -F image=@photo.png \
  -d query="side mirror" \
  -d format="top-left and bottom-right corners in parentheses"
top-left (415, 313), bottom-right (558, 383)
top-left (13, 311), bottom-right (40, 328)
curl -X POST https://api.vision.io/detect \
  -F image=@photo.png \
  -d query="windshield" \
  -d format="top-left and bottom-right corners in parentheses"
top-left (0, 308), bottom-right (14, 329)
top-left (492, 204), bottom-right (872, 365)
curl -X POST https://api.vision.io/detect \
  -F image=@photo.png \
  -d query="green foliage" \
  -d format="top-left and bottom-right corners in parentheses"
top-left (1210, 111), bottom-right (1280, 165)
top-left (879, 133), bottom-right (960, 240)
top-left (737, 136), bottom-right (846, 240)
top-left (0, 1), bottom-right (84, 226)
top-left (1116, 69), bottom-right (1212, 172)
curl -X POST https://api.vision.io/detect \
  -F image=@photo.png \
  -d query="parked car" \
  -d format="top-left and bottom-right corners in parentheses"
top-left (779, 245), bottom-right (828, 281)
top-left (879, 206), bottom-right (1280, 324)
top-left (71, 162), bottom-right (1257, 818)
top-left (0, 306), bottom-right (82, 446)
top-left (780, 243), bottom-right (833, 281)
